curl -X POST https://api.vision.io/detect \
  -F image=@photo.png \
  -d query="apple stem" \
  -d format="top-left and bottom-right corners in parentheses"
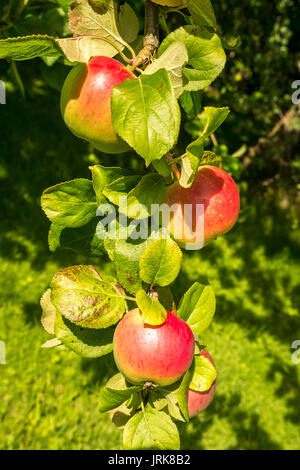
top-left (148, 286), bottom-right (159, 300)
top-left (130, 0), bottom-right (159, 72)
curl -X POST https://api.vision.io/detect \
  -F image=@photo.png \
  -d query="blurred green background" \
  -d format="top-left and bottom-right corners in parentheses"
top-left (0, 0), bottom-right (299, 450)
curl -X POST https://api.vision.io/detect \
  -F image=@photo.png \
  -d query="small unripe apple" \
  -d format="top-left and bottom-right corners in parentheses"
top-left (60, 56), bottom-right (135, 154)
top-left (164, 165), bottom-right (240, 248)
top-left (187, 349), bottom-right (217, 418)
top-left (113, 309), bottom-right (195, 386)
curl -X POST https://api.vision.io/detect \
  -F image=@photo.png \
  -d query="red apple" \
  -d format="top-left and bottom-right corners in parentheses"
top-left (113, 309), bottom-right (195, 386)
top-left (164, 165), bottom-right (240, 248)
top-left (60, 56), bottom-right (135, 154)
top-left (187, 349), bottom-right (217, 418)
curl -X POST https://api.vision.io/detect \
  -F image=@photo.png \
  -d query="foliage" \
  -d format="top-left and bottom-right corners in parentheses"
top-left (0, 0), bottom-right (299, 451)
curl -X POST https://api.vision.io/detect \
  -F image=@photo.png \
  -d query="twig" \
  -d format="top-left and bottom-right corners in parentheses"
top-left (268, 106), bottom-right (297, 138)
top-left (243, 104), bottom-right (298, 169)
top-left (130, 0), bottom-right (159, 72)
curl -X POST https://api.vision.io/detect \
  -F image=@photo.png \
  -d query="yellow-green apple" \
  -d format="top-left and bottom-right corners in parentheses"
top-left (164, 165), bottom-right (240, 248)
top-left (60, 56), bottom-right (134, 154)
top-left (113, 308), bottom-right (195, 386)
top-left (187, 349), bottom-right (217, 418)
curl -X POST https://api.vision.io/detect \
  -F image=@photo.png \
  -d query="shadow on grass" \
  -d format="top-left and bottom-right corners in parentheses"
top-left (80, 353), bottom-right (119, 387)
top-left (266, 356), bottom-right (300, 426)
top-left (0, 60), bottom-right (142, 270)
top-left (180, 393), bottom-right (282, 450)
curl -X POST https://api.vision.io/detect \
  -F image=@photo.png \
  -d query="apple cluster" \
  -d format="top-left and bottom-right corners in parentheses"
top-left (113, 308), bottom-right (216, 418)
top-left (59, 56), bottom-right (240, 418)
top-left (60, 56), bottom-right (240, 250)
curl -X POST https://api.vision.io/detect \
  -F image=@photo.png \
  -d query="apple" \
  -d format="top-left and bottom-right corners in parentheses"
top-left (60, 56), bottom-right (135, 154)
top-left (187, 349), bottom-right (217, 418)
top-left (113, 308), bottom-right (195, 386)
top-left (164, 165), bottom-right (240, 248)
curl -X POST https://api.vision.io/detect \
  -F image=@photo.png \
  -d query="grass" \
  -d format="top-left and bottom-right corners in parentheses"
top-left (0, 61), bottom-right (299, 450)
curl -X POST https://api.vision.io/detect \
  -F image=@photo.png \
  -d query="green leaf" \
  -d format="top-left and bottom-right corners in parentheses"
top-left (68, 0), bottom-right (125, 57)
top-left (109, 401), bottom-right (135, 429)
top-left (125, 174), bottom-right (166, 219)
top-left (57, 35), bottom-right (124, 62)
top-left (126, 392), bottom-right (141, 410)
top-left (99, 373), bottom-right (143, 412)
top-left (104, 222), bottom-right (150, 294)
top-left (202, 106), bottom-right (230, 136)
top-left (57, 0), bottom-right (73, 14)
top-left (180, 152), bottom-right (202, 189)
top-left (0, 35), bottom-right (63, 61)
top-left (103, 175), bottom-right (142, 207)
top-left (144, 41), bottom-right (188, 98)
top-left (149, 390), bottom-right (184, 422)
top-left (123, 404), bottom-right (180, 450)
top-left (0, 34), bottom-right (122, 63)
top-left (51, 265), bottom-right (126, 329)
top-left (136, 290), bottom-right (167, 326)
top-left (150, 368), bottom-right (192, 423)
top-left (48, 219), bottom-right (105, 257)
top-left (140, 238), bottom-right (183, 287)
top-left (174, 368), bottom-right (192, 422)
top-left (152, 158), bottom-right (172, 178)
top-left (189, 355), bottom-right (217, 392)
top-left (89, 165), bottom-right (132, 203)
top-left (111, 68), bottom-right (181, 165)
top-left (117, 3), bottom-right (139, 44)
top-left (41, 179), bottom-right (97, 228)
top-left (159, 26), bottom-right (226, 92)
top-left (40, 288), bottom-right (57, 335)
top-left (188, 0), bottom-right (217, 28)
top-left (55, 313), bottom-right (114, 358)
top-left (179, 90), bottom-right (202, 118)
top-left (177, 282), bottom-right (216, 335)
top-left (179, 106), bottom-right (230, 188)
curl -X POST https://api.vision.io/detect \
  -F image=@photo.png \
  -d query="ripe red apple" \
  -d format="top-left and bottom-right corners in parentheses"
top-left (60, 56), bottom-right (135, 154)
top-left (187, 349), bottom-right (217, 418)
top-left (113, 309), bottom-right (195, 386)
top-left (164, 165), bottom-right (240, 248)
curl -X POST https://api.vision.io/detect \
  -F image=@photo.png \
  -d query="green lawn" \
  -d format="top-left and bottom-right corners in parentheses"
top-left (0, 63), bottom-right (299, 450)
